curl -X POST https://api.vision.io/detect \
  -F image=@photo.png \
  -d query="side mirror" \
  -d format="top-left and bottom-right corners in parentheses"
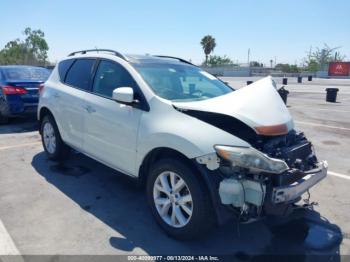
top-left (112, 87), bottom-right (134, 104)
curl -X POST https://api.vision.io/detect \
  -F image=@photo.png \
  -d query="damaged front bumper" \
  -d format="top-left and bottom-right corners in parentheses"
top-left (216, 161), bottom-right (328, 221)
top-left (271, 161), bottom-right (328, 204)
top-left (195, 144), bottom-right (328, 223)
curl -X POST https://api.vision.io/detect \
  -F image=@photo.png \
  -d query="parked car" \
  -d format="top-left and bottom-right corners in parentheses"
top-left (38, 49), bottom-right (327, 239)
top-left (0, 65), bottom-right (50, 123)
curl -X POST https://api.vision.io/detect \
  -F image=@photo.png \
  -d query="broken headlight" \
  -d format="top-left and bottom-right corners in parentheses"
top-left (214, 145), bottom-right (289, 174)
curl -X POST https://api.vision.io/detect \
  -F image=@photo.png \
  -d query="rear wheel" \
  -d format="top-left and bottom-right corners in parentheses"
top-left (41, 115), bottom-right (70, 160)
top-left (0, 113), bottom-right (8, 124)
top-left (0, 100), bottom-right (9, 124)
top-left (146, 158), bottom-right (215, 239)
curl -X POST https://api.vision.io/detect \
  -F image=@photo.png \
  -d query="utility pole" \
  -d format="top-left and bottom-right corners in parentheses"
top-left (308, 46), bottom-right (312, 59)
top-left (247, 48), bottom-right (250, 66)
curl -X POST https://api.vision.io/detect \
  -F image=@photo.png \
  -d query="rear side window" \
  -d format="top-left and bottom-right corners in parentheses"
top-left (58, 59), bottom-right (75, 81)
top-left (65, 59), bottom-right (96, 90)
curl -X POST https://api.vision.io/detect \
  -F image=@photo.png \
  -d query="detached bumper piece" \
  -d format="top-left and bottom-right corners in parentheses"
top-left (271, 161), bottom-right (327, 204)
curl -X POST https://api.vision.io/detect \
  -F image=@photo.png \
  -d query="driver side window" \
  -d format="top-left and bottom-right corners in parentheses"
top-left (93, 60), bottom-right (136, 98)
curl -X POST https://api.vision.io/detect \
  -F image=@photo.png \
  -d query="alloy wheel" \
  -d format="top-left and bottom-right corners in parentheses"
top-left (43, 121), bottom-right (56, 154)
top-left (153, 171), bottom-right (193, 228)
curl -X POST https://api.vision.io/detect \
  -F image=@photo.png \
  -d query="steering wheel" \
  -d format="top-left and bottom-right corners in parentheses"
top-left (159, 88), bottom-right (181, 100)
top-left (191, 90), bottom-right (203, 96)
top-left (201, 92), bottom-right (215, 98)
top-left (191, 90), bottom-right (215, 98)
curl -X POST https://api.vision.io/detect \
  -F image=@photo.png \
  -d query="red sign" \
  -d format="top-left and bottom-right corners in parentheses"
top-left (328, 62), bottom-right (350, 76)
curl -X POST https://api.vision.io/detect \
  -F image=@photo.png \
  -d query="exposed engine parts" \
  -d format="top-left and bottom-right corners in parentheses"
top-left (196, 129), bottom-right (326, 222)
top-left (254, 130), bottom-right (318, 172)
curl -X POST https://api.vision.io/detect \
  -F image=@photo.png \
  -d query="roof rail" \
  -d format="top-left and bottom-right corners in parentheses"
top-left (68, 49), bottom-right (128, 61)
top-left (154, 55), bottom-right (196, 66)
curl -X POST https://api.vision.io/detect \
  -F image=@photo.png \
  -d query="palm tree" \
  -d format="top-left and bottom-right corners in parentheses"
top-left (200, 35), bottom-right (216, 66)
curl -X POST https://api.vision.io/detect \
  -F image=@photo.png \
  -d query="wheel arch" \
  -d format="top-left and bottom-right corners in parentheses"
top-left (138, 147), bottom-right (195, 186)
top-left (38, 107), bottom-right (63, 138)
top-left (38, 107), bottom-right (53, 133)
top-left (138, 147), bottom-right (232, 225)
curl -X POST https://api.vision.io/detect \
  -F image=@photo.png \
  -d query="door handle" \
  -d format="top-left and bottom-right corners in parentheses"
top-left (53, 93), bottom-right (60, 98)
top-left (83, 105), bottom-right (96, 113)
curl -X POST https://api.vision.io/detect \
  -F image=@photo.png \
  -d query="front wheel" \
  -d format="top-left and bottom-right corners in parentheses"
top-left (146, 158), bottom-right (215, 239)
top-left (41, 115), bottom-right (70, 160)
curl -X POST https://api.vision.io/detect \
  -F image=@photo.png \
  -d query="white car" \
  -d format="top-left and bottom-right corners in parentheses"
top-left (38, 49), bottom-right (327, 239)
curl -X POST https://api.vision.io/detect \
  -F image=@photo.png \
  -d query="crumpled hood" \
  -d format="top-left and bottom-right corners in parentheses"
top-left (173, 76), bottom-right (294, 135)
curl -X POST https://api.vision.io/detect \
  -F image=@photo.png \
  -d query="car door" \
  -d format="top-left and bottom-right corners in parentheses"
top-left (55, 58), bottom-right (96, 149)
top-left (83, 59), bottom-right (144, 176)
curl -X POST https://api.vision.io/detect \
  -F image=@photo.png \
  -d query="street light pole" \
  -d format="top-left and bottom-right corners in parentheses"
top-left (247, 48), bottom-right (250, 66)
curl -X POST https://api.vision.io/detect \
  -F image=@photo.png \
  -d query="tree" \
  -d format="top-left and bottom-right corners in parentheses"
top-left (0, 27), bottom-right (49, 66)
top-left (0, 39), bottom-right (23, 64)
top-left (275, 63), bottom-right (300, 73)
top-left (305, 59), bottom-right (319, 72)
top-left (200, 35), bottom-right (216, 66)
top-left (249, 61), bottom-right (263, 67)
top-left (304, 44), bottom-right (346, 72)
top-left (206, 55), bottom-right (233, 66)
top-left (23, 27), bottom-right (49, 64)
top-left (289, 64), bottom-right (299, 73)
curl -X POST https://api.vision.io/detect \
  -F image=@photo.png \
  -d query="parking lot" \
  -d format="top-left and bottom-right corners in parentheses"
top-left (0, 77), bottom-right (350, 260)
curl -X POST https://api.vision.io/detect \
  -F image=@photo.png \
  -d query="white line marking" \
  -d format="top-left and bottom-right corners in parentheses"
top-left (328, 171), bottom-right (350, 180)
top-left (313, 108), bottom-right (350, 113)
top-left (0, 131), bottom-right (38, 139)
top-left (291, 106), bottom-right (350, 113)
top-left (0, 219), bottom-right (23, 259)
top-left (0, 142), bottom-right (41, 151)
top-left (295, 121), bottom-right (350, 132)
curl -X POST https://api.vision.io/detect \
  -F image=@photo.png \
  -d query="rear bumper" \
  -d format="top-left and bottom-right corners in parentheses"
top-left (0, 100), bottom-right (37, 116)
top-left (22, 104), bottom-right (38, 114)
top-left (271, 161), bottom-right (328, 204)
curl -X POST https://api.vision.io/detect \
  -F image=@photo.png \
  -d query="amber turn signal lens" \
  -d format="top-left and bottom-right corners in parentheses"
top-left (255, 124), bottom-right (288, 136)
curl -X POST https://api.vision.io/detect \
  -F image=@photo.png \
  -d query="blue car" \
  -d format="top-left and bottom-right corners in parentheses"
top-left (0, 65), bottom-right (50, 123)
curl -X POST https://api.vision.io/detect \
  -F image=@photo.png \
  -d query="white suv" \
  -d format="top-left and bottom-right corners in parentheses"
top-left (38, 49), bottom-right (327, 239)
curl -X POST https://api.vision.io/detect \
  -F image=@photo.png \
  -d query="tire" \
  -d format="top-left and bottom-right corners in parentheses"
top-left (0, 113), bottom-right (8, 124)
top-left (0, 99), bottom-right (9, 124)
top-left (146, 158), bottom-right (215, 239)
top-left (40, 114), bottom-right (70, 160)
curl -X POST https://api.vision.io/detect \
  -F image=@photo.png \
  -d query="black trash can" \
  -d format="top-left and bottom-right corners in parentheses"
top-left (297, 76), bottom-right (302, 83)
top-left (278, 86), bottom-right (289, 104)
top-left (247, 81), bottom-right (253, 85)
top-left (326, 88), bottom-right (339, 103)
top-left (282, 78), bottom-right (288, 85)
top-left (308, 75), bottom-right (313, 81)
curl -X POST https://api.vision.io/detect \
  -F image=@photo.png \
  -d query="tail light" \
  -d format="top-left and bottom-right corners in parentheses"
top-left (2, 86), bottom-right (28, 95)
top-left (38, 83), bottom-right (45, 94)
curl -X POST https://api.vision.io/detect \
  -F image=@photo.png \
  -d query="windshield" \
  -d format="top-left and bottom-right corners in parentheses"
top-left (3, 67), bottom-right (50, 81)
top-left (133, 63), bottom-right (234, 101)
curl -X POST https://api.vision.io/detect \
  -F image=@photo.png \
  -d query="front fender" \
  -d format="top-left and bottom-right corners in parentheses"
top-left (135, 97), bottom-right (250, 175)
top-left (136, 132), bottom-right (203, 172)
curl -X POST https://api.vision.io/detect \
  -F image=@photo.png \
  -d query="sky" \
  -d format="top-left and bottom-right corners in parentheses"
top-left (0, 0), bottom-right (349, 65)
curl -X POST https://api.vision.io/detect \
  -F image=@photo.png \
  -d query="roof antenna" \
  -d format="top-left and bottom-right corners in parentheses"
top-left (95, 46), bottom-right (99, 53)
